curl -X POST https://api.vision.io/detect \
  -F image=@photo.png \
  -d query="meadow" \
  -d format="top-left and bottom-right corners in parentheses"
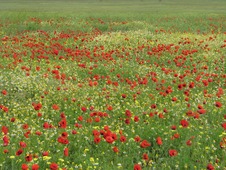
top-left (0, 0), bottom-right (226, 169)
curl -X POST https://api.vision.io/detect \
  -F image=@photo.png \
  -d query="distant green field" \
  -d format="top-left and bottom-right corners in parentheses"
top-left (0, 0), bottom-right (226, 35)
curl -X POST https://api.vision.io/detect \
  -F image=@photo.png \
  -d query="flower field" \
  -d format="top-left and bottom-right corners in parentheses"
top-left (0, 0), bottom-right (226, 169)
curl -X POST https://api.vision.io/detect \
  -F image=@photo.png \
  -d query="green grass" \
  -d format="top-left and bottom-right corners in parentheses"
top-left (0, 0), bottom-right (226, 170)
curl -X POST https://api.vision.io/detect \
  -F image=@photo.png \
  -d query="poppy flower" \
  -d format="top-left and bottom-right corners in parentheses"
top-left (198, 109), bottom-right (206, 114)
top-left (134, 116), bottom-right (139, 122)
top-left (113, 146), bottom-right (119, 153)
top-left (134, 164), bottom-right (142, 170)
top-left (207, 163), bottom-right (214, 170)
top-left (58, 119), bottom-right (67, 128)
top-left (180, 119), bottom-right (189, 128)
top-left (3, 149), bottom-right (9, 154)
top-left (1, 126), bottom-right (8, 135)
top-left (20, 141), bottom-right (27, 148)
top-left (94, 136), bottom-right (101, 144)
top-left (32, 164), bottom-right (39, 170)
top-left (81, 107), bottom-right (87, 112)
top-left (107, 105), bottom-right (113, 111)
top-left (3, 136), bottom-right (9, 146)
top-left (142, 153), bottom-right (149, 161)
top-left (156, 137), bottom-right (163, 145)
top-left (64, 147), bottom-right (69, 156)
top-left (140, 140), bottom-right (151, 148)
top-left (125, 110), bottom-right (132, 117)
top-left (1, 90), bottom-right (7, 95)
top-left (215, 101), bottom-right (222, 108)
top-left (125, 118), bottom-right (130, 125)
top-left (50, 162), bottom-right (58, 170)
top-left (33, 103), bottom-right (42, 111)
top-left (222, 122), bottom-right (226, 130)
top-left (105, 136), bottom-right (114, 144)
top-left (21, 164), bottom-right (29, 170)
top-left (186, 140), bottom-right (192, 146)
top-left (42, 151), bottom-right (49, 156)
top-left (120, 135), bottom-right (127, 143)
top-left (169, 149), bottom-right (178, 157)
top-left (52, 104), bottom-right (60, 110)
top-left (134, 136), bottom-right (141, 142)
top-left (16, 149), bottom-right (23, 156)
top-left (122, 94), bottom-right (127, 98)
top-left (25, 154), bottom-right (32, 162)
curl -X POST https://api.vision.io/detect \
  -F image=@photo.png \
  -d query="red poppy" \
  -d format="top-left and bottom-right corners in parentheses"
top-left (173, 133), bottom-right (180, 139)
top-left (142, 153), bottom-right (149, 161)
top-left (112, 146), bottom-right (119, 153)
top-left (120, 135), bottom-right (127, 143)
top-left (169, 149), bottom-right (178, 157)
top-left (1, 90), bottom-right (7, 95)
top-left (81, 107), bottom-right (87, 112)
top-left (186, 140), bottom-right (192, 146)
top-left (59, 119), bottom-right (67, 128)
top-left (134, 116), bottom-right (139, 122)
top-left (52, 104), bottom-right (60, 110)
top-left (94, 136), bottom-right (101, 144)
top-left (140, 140), bottom-right (151, 148)
top-left (222, 122), bottom-right (226, 130)
top-left (156, 137), bottom-right (163, 145)
top-left (105, 136), bottom-right (114, 144)
top-left (134, 164), bottom-right (142, 170)
top-left (72, 130), bottom-right (77, 135)
top-left (151, 104), bottom-right (157, 109)
top-left (21, 164), bottom-right (29, 170)
top-left (16, 149), bottom-right (23, 156)
top-left (125, 110), bottom-right (132, 117)
top-left (107, 105), bottom-right (113, 111)
top-left (1, 126), bottom-right (8, 135)
top-left (134, 136), bottom-right (141, 142)
top-left (122, 94), bottom-right (127, 98)
top-left (25, 154), bottom-right (32, 162)
top-left (50, 162), bottom-right (58, 170)
top-left (20, 141), bottom-right (27, 148)
top-left (172, 97), bottom-right (177, 102)
top-left (180, 119), bottom-right (189, 128)
top-left (42, 151), bottom-right (49, 156)
top-left (125, 118), bottom-right (130, 125)
top-left (215, 101), bottom-right (222, 108)
top-left (22, 124), bottom-right (29, 129)
top-left (33, 103), bottom-right (42, 111)
top-left (64, 147), bottom-right (69, 157)
top-left (198, 109), bottom-right (206, 114)
top-left (3, 136), bottom-right (9, 146)
top-left (32, 164), bottom-right (39, 170)
top-left (207, 163), bottom-right (214, 170)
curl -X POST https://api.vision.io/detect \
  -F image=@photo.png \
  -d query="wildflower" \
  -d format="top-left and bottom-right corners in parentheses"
top-left (21, 164), bottom-right (29, 170)
top-left (169, 149), bottom-right (178, 157)
top-left (120, 135), bottom-right (127, 143)
top-left (50, 162), bottom-right (58, 170)
top-left (215, 101), bottom-right (222, 108)
top-left (52, 104), bottom-right (59, 110)
top-left (113, 146), bottom-right (119, 153)
top-left (156, 137), bottom-right (163, 145)
top-left (1, 90), bottom-right (7, 95)
top-left (25, 154), bottom-right (32, 162)
top-left (16, 149), bottom-right (23, 156)
top-left (180, 119), bottom-right (189, 128)
top-left (140, 140), bottom-right (151, 148)
top-left (142, 153), bottom-right (149, 161)
top-left (32, 164), bottom-right (39, 170)
top-left (207, 163), bottom-right (214, 170)
top-left (64, 147), bottom-right (69, 157)
top-left (134, 164), bottom-right (142, 170)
